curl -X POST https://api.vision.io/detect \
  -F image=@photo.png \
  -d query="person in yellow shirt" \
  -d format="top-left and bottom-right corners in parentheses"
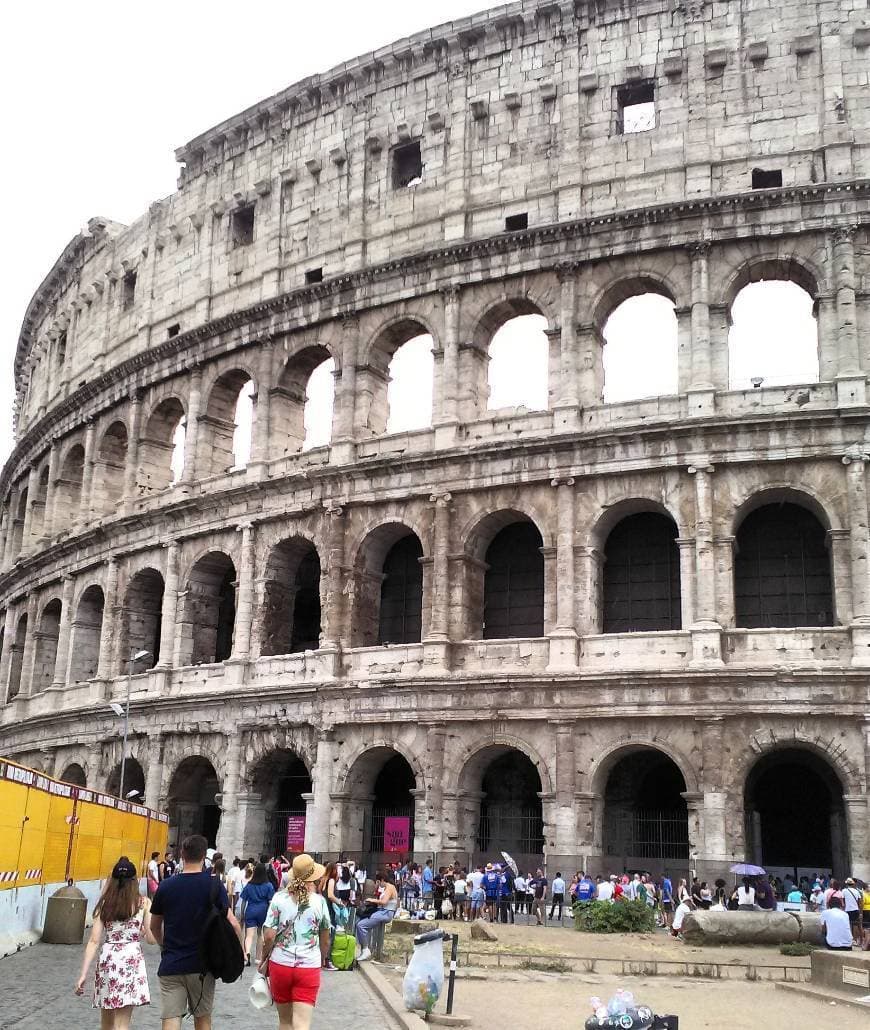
top-left (861, 882), bottom-right (870, 950)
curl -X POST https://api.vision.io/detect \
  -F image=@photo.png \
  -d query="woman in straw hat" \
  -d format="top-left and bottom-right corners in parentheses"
top-left (259, 853), bottom-right (331, 1030)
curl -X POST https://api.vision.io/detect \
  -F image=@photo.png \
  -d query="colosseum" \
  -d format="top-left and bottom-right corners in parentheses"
top-left (1, 0), bottom-right (869, 886)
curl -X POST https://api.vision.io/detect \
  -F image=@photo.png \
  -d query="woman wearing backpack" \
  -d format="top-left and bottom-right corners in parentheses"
top-left (261, 854), bottom-right (331, 1030)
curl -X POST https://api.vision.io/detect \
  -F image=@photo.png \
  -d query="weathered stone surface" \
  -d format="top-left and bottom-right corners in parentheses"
top-left (681, 911), bottom-right (801, 945)
top-left (470, 920), bottom-right (498, 942)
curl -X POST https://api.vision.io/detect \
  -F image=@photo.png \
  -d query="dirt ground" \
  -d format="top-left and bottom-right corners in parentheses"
top-left (381, 969), bottom-right (870, 1030)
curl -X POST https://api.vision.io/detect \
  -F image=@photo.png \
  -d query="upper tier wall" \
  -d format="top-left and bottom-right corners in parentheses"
top-left (14, 0), bottom-right (870, 430)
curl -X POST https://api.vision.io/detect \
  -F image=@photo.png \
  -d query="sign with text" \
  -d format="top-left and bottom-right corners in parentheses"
top-left (286, 816), bottom-right (306, 852)
top-left (383, 816), bottom-right (410, 853)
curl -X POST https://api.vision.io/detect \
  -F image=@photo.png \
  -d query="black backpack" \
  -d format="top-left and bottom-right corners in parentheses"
top-left (199, 878), bottom-right (245, 983)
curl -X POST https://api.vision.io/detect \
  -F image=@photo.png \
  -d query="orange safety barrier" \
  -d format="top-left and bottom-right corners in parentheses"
top-left (0, 758), bottom-right (168, 891)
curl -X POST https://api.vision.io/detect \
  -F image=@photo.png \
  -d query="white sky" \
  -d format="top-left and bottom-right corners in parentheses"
top-left (0, 2), bottom-right (817, 471)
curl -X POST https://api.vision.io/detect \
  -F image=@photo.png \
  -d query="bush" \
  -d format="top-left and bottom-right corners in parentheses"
top-left (779, 942), bottom-right (816, 957)
top-left (572, 899), bottom-right (656, 934)
top-left (520, 957), bottom-right (571, 973)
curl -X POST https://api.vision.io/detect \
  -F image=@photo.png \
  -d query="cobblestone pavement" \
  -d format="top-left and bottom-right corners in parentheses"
top-left (0, 943), bottom-right (396, 1029)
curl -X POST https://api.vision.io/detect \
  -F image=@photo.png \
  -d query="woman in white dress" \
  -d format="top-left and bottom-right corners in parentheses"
top-left (75, 856), bottom-right (152, 1028)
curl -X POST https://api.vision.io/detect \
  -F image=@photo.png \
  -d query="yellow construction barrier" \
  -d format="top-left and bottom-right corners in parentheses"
top-left (0, 758), bottom-right (168, 890)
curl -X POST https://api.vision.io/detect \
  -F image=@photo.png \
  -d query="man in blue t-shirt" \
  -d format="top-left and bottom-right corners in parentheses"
top-left (661, 874), bottom-right (674, 927)
top-left (483, 863), bottom-right (501, 922)
top-left (422, 859), bottom-right (435, 904)
top-left (150, 834), bottom-right (243, 1029)
top-left (575, 873), bottom-right (595, 903)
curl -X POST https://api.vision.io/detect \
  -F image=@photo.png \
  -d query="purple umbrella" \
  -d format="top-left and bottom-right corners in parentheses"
top-left (730, 863), bottom-right (766, 876)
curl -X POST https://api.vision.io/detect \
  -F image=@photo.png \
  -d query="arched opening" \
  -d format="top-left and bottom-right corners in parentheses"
top-left (487, 314), bottom-right (549, 412)
top-left (93, 421), bottom-right (128, 513)
top-left (745, 748), bottom-right (847, 878)
top-left (7, 612), bottom-right (27, 701)
top-left (140, 398), bottom-right (186, 494)
top-left (12, 487), bottom-right (27, 555)
top-left (728, 280), bottom-right (819, 389)
top-left (60, 763), bottom-right (87, 787)
top-left (106, 757), bottom-right (146, 801)
top-left (273, 346), bottom-right (335, 454)
top-left (201, 370), bottom-right (255, 475)
top-left (464, 746), bottom-right (544, 865)
top-left (483, 521), bottom-right (545, 639)
top-left (33, 598), bottom-right (62, 692)
top-left (734, 502), bottom-right (833, 627)
top-left (343, 747), bottom-right (417, 860)
top-left (251, 750), bottom-right (313, 858)
top-left (351, 525), bottom-right (424, 646)
top-left (259, 538), bottom-right (322, 656)
top-left (56, 445), bottom-right (85, 519)
top-left (602, 512), bottom-right (681, 632)
top-left (603, 294), bottom-right (678, 403)
top-left (31, 466), bottom-right (49, 539)
top-left (167, 756), bottom-right (221, 848)
top-left (364, 320), bottom-right (434, 436)
top-left (119, 568), bottom-right (164, 672)
top-left (69, 585), bottom-right (105, 683)
top-left (179, 552), bottom-right (236, 666)
top-left (603, 748), bottom-right (689, 872)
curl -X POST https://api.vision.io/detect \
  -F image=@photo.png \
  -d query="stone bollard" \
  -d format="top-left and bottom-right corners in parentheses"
top-left (42, 883), bottom-right (88, 945)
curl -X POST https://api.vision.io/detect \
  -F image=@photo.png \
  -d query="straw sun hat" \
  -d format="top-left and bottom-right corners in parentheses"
top-left (290, 853), bottom-right (326, 883)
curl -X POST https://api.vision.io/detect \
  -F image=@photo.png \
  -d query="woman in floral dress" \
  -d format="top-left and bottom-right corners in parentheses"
top-left (75, 856), bottom-right (152, 1028)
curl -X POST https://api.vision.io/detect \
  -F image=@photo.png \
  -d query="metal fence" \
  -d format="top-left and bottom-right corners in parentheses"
top-left (603, 809), bottom-right (690, 862)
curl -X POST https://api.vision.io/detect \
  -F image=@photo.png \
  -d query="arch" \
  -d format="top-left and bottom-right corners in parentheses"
top-left (463, 506), bottom-right (552, 561)
top-left (6, 612), bottom-right (28, 701)
top-left (351, 523), bottom-right (425, 647)
top-left (30, 465), bottom-right (50, 539)
top-left (33, 597), bottom-right (62, 692)
top-left (259, 537), bottom-right (322, 656)
top-left (729, 485), bottom-right (837, 536)
top-left (483, 521), bottom-right (545, 640)
top-left (363, 318), bottom-right (435, 436)
top-left (589, 496), bottom-right (684, 549)
top-left (273, 344), bottom-right (336, 454)
top-left (166, 756), bottom-right (222, 848)
top-left (60, 763), bottom-right (87, 787)
top-left (721, 255), bottom-right (820, 311)
top-left (139, 396), bottom-right (186, 494)
top-left (589, 739), bottom-right (700, 797)
top-left (68, 584), bottom-right (105, 683)
top-left (201, 368), bottom-right (256, 474)
top-left (487, 312), bottom-right (550, 412)
top-left (250, 748), bottom-right (313, 857)
top-left (119, 567), bottom-right (164, 671)
top-left (341, 745), bottom-right (418, 858)
top-left (734, 501), bottom-right (833, 628)
top-left (92, 420), bottom-right (128, 513)
top-left (10, 485), bottom-right (27, 557)
top-left (744, 746), bottom-right (847, 877)
top-left (56, 443), bottom-right (85, 518)
top-left (601, 745), bottom-right (690, 869)
top-left (106, 757), bottom-right (146, 800)
top-left (178, 551), bottom-right (237, 666)
top-left (591, 274), bottom-right (678, 330)
top-left (602, 512), bottom-right (681, 633)
top-left (377, 535), bottom-right (424, 645)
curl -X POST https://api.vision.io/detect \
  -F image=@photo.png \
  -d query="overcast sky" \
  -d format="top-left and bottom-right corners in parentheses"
top-left (0, 1), bottom-right (815, 470)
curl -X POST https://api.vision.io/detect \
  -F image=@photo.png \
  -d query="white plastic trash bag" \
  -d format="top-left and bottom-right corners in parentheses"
top-left (402, 929), bottom-right (446, 1015)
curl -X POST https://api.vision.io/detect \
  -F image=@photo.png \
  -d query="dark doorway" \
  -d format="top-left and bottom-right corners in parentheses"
top-left (483, 522), bottom-right (544, 638)
top-left (365, 753), bottom-right (416, 853)
top-left (476, 749), bottom-right (544, 859)
top-left (290, 550), bottom-right (321, 652)
top-left (735, 503), bottom-right (832, 627)
top-left (254, 751), bottom-right (313, 858)
top-left (261, 539), bottom-right (321, 656)
top-left (106, 758), bottom-right (146, 800)
top-left (166, 756), bottom-right (221, 847)
top-left (603, 512), bottom-right (681, 632)
top-left (378, 536), bottom-right (423, 644)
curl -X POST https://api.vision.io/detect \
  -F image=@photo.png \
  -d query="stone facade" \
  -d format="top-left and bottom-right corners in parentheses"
top-left (1, 0), bottom-right (870, 880)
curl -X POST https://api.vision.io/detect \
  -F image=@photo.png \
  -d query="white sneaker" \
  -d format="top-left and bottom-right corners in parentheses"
top-left (358, 948), bottom-right (372, 962)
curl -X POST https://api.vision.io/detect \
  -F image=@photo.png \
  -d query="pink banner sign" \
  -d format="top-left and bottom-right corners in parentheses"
top-left (383, 816), bottom-right (410, 853)
top-left (286, 816), bottom-right (306, 852)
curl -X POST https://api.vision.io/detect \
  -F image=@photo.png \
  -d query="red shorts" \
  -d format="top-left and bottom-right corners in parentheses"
top-left (268, 963), bottom-right (321, 1006)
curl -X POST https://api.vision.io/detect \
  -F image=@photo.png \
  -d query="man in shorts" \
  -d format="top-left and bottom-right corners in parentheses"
top-left (150, 834), bottom-right (243, 1030)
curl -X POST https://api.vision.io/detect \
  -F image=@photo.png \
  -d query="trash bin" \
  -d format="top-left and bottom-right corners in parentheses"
top-left (42, 883), bottom-right (88, 944)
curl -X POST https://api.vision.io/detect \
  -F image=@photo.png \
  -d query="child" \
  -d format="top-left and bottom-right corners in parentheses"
top-left (471, 882), bottom-right (485, 920)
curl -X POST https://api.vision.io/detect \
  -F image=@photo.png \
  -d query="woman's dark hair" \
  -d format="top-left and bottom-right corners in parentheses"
top-left (213, 859), bottom-right (226, 877)
top-left (251, 862), bottom-right (269, 885)
top-left (151, 851), bottom-right (159, 860)
top-left (828, 895), bottom-right (842, 909)
top-left (95, 875), bottom-right (140, 923)
top-left (340, 866), bottom-right (352, 884)
top-left (742, 877), bottom-right (751, 887)
top-left (715, 878), bottom-right (726, 889)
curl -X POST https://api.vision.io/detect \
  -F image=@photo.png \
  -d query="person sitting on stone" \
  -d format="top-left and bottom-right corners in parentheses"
top-left (820, 896), bottom-right (853, 951)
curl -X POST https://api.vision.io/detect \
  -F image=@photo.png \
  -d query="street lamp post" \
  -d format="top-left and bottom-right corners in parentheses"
top-left (115, 649), bottom-right (151, 799)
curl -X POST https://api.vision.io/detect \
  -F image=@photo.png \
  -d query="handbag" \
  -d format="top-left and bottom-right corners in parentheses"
top-left (247, 917), bottom-right (293, 1010)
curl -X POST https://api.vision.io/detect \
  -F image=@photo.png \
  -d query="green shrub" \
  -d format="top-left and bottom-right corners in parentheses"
top-left (520, 957), bottom-right (571, 973)
top-left (779, 942), bottom-right (816, 957)
top-left (572, 899), bottom-right (656, 934)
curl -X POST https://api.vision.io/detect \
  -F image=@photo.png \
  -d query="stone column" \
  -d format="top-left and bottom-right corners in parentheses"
top-left (574, 791), bottom-right (602, 866)
top-left (551, 721), bottom-right (577, 855)
top-left (423, 493), bottom-right (452, 667)
top-left (332, 314), bottom-right (359, 461)
top-left (0, 606), bottom-right (16, 700)
top-left (843, 447), bottom-right (870, 665)
top-left (123, 391), bottom-right (143, 510)
top-left (181, 366), bottom-right (202, 485)
top-left (217, 727), bottom-right (245, 856)
top-left (19, 466), bottom-right (39, 557)
top-left (831, 227), bottom-right (865, 407)
top-left (52, 575), bottom-right (76, 688)
top-left (828, 529), bottom-right (853, 626)
top-left (303, 731), bottom-right (336, 853)
top-left (687, 242), bottom-right (715, 414)
top-left (435, 287), bottom-right (460, 443)
top-left (576, 323), bottom-right (604, 409)
top-left (19, 594), bottom-right (40, 697)
top-left (144, 732), bottom-right (165, 809)
top-left (844, 790), bottom-right (869, 883)
top-left (250, 345), bottom-right (274, 468)
top-left (42, 441), bottom-right (61, 541)
top-left (320, 505), bottom-right (346, 656)
top-left (157, 541), bottom-right (180, 669)
top-left (230, 522), bottom-right (256, 660)
top-left (576, 545), bottom-right (603, 635)
top-left (676, 537), bottom-right (696, 630)
top-left (548, 477), bottom-right (578, 669)
top-left (713, 536), bottom-right (735, 628)
top-left (697, 717), bottom-right (728, 869)
top-left (78, 420), bottom-right (98, 527)
top-left (554, 266), bottom-right (580, 429)
top-left (688, 463), bottom-right (723, 666)
top-left (96, 557), bottom-right (120, 680)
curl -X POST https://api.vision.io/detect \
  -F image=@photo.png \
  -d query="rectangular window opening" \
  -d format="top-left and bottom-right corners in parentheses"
top-left (123, 271), bottom-right (137, 310)
top-left (751, 168), bottom-right (783, 189)
top-left (167, 323), bottom-right (181, 339)
top-left (56, 331), bottom-right (67, 367)
top-left (231, 204), bottom-right (255, 247)
top-left (504, 212), bottom-right (529, 232)
top-left (392, 141), bottom-right (423, 189)
top-left (618, 82), bottom-right (656, 134)
top-left (305, 267), bottom-right (323, 284)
